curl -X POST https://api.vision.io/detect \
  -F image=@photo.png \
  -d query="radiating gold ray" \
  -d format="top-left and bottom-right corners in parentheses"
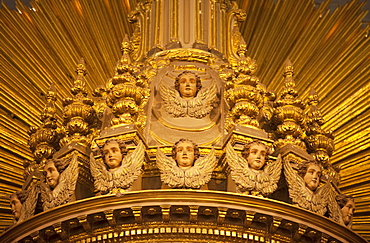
top-left (235, 2), bottom-right (369, 238)
top-left (1, 0), bottom-right (134, 232)
top-left (1, 0), bottom-right (369, 239)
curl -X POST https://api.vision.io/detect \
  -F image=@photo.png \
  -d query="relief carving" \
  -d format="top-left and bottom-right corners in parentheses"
top-left (336, 194), bottom-right (355, 228)
top-left (226, 140), bottom-right (281, 197)
top-left (160, 71), bottom-right (218, 119)
top-left (156, 139), bottom-right (217, 189)
top-left (41, 158), bottom-right (78, 211)
top-left (10, 191), bottom-right (26, 224)
top-left (90, 139), bottom-right (145, 194)
top-left (284, 160), bottom-right (331, 215)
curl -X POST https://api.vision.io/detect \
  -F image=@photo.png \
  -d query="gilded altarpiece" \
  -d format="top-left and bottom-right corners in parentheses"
top-left (1, 0), bottom-right (369, 243)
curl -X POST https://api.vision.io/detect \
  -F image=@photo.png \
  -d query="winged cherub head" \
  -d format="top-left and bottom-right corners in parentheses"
top-left (175, 71), bottom-right (202, 100)
top-left (242, 140), bottom-right (270, 172)
top-left (44, 159), bottom-right (67, 190)
top-left (336, 194), bottom-right (355, 227)
top-left (100, 139), bottom-right (128, 172)
top-left (298, 160), bottom-right (322, 192)
top-left (10, 190), bottom-right (27, 221)
top-left (172, 138), bottom-right (200, 170)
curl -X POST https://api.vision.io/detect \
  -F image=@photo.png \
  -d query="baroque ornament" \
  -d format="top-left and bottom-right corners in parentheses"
top-left (1, 0), bottom-right (368, 242)
top-left (284, 159), bottom-right (333, 216)
top-left (273, 60), bottom-right (306, 149)
top-left (225, 40), bottom-right (264, 129)
top-left (90, 140), bottom-right (145, 194)
top-left (156, 139), bottom-right (217, 189)
top-left (226, 142), bottom-right (281, 197)
top-left (28, 84), bottom-right (60, 165)
top-left (40, 156), bottom-right (79, 211)
top-left (60, 58), bottom-right (98, 147)
top-left (160, 73), bottom-right (218, 119)
top-left (106, 36), bottom-right (150, 129)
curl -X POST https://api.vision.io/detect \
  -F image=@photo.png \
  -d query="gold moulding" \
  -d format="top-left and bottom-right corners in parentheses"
top-left (1, 190), bottom-right (366, 243)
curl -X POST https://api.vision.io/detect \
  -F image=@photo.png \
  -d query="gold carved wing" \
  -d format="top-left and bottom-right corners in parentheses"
top-left (258, 154), bottom-right (282, 196)
top-left (156, 148), bottom-right (185, 188)
top-left (41, 155), bottom-right (79, 211)
top-left (184, 148), bottom-right (217, 189)
top-left (187, 83), bottom-right (218, 119)
top-left (90, 141), bottom-right (145, 194)
top-left (18, 181), bottom-right (39, 223)
top-left (160, 83), bottom-right (218, 119)
top-left (226, 143), bottom-right (281, 196)
top-left (284, 159), bottom-right (328, 215)
top-left (160, 84), bottom-right (187, 117)
top-left (326, 184), bottom-right (345, 225)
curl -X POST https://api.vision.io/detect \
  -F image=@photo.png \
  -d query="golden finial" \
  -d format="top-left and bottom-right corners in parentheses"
top-left (273, 60), bottom-right (306, 149)
top-left (106, 37), bottom-right (149, 128)
top-left (307, 86), bottom-right (319, 106)
top-left (305, 87), bottom-right (335, 172)
top-left (283, 59), bottom-right (294, 77)
top-left (71, 58), bottom-right (88, 96)
top-left (60, 59), bottom-right (97, 147)
top-left (28, 84), bottom-right (60, 165)
top-left (224, 39), bottom-right (263, 130)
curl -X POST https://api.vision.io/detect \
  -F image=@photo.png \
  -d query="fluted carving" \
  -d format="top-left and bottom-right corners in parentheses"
top-left (60, 58), bottom-right (97, 147)
top-left (28, 84), bottom-right (60, 165)
top-left (106, 36), bottom-right (150, 129)
top-left (273, 60), bottom-right (306, 149)
top-left (305, 88), bottom-right (339, 184)
top-left (225, 40), bottom-right (264, 130)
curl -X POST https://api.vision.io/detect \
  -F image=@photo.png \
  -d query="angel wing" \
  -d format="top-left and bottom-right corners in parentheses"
top-left (90, 141), bottom-right (145, 194)
top-left (18, 181), bottom-right (39, 222)
top-left (187, 83), bottom-right (218, 119)
top-left (326, 183), bottom-right (344, 225)
top-left (90, 152), bottom-right (114, 193)
top-left (311, 179), bottom-right (331, 215)
top-left (257, 154), bottom-right (282, 196)
top-left (160, 84), bottom-right (187, 117)
top-left (42, 155), bottom-right (79, 211)
top-left (225, 142), bottom-right (257, 192)
top-left (185, 149), bottom-right (217, 188)
top-left (111, 141), bottom-right (145, 189)
top-left (156, 148), bottom-right (185, 188)
top-left (284, 159), bottom-right (327, 215)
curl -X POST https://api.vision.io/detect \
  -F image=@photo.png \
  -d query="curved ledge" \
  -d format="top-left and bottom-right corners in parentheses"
top-left (1, 190), bottom-right (366, 243)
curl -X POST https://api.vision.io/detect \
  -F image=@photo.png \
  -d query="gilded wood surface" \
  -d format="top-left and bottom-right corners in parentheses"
top-left (1, 0), bottom-right (369, 239)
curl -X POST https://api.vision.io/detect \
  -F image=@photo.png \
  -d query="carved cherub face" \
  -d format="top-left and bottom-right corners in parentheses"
top-left (10, 194), bottom-right (22, 221)
top-left (179, 73), bottom-right (197, 99)
top-left (341, 199), bottom-right (355, 225)
top-left (44, 161), bottom-right (60, 189)
top-left (303, 163), bottom-right (321, 191)
top-left (247, 144), bottom-right (267, 171)
top-left (175, 71), bottom-right (202, 99)
top-left (103, 141), bottom-right (124, 172)
top-left (242, 141), bottom-right (269, 172)
top-left (175, 141), bottom-right (196, 170)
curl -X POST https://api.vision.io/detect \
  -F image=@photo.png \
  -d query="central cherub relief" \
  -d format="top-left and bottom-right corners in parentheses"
top-left (156, 138), bottom-right (217, 189)
top-left (90, 139), bottom-right (145, 194)
top-left (160, 71), bottom-right (218, 119)
top-left (226, 140), bottom-right (282, 197)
